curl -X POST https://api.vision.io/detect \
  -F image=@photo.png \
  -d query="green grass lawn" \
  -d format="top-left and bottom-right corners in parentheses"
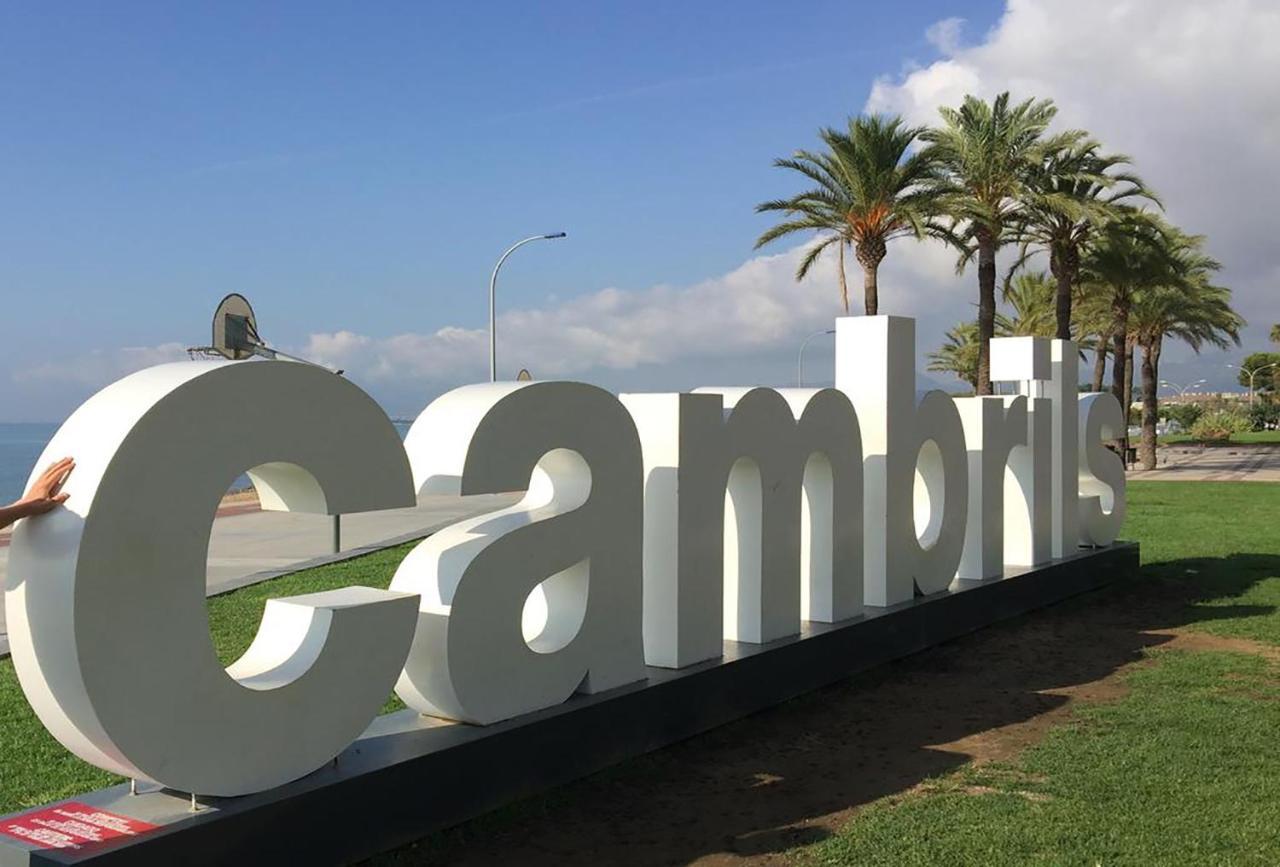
top-left (808, 480), bottom-right (1280, 866)
top-left (809, 649), bottom-right (1280, 866)
top-left (1, 480), bottom-right (1278, 867)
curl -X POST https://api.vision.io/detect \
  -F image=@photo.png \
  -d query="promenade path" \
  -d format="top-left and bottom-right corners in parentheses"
top-left (0, 492), bottom-right (517, 657)
top-left (1129, 444), bottom-right (1280, 482)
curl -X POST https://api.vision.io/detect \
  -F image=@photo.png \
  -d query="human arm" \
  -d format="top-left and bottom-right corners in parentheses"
top-left (0, 457), bottom-right (75, 531)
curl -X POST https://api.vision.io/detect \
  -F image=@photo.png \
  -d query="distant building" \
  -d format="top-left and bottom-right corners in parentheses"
top-left (1160, 391), bottom-right (1249, 405)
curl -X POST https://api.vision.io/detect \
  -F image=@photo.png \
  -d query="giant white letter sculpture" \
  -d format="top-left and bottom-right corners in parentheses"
top-left (392, 381), bottom-right (646, 724)
top-left (834, 316), bottom-right (968, 605)
top-left (0, 313), bottom-right (1132, 802)
top-left (1050, 340), bottom-right (1081, 556)
top-left (954, 394), bottom-right (1029, 580)
top-left (953, 335), bottom-right (1055, 579)
top-left (991, 337), bottom-right (1055, 569)
top-left (5, 361), bottom-right (420, 796)
top-left (1078, 391), bottom-right (1127, 546)
top-left (622, 387), bottom-right (863, 667)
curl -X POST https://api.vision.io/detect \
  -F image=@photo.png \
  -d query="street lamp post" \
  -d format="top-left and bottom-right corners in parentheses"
top-left (1227, 362), bottom-right (1278, 407)
top-left (1158, 378), bottom-right (1206, 398)
top-left (797, 329), bottom-right (835, 388)
top-left (489, 232), bottom-right (567, 382)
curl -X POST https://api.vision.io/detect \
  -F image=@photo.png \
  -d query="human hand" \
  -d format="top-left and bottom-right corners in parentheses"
top-left (20, 457), bottom-right (75, 516)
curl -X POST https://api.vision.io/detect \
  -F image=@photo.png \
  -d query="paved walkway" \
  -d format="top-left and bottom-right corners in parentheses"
top-left (1129, 444), bottom-right (1280, 482)
top-left (0, 492), bottom-right (517, 657)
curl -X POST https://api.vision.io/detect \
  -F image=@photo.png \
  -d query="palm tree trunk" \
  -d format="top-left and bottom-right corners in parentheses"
top-left (1109, 302), bottom-right (1128, 406)
top-left (1139, 340), bottom-right (1159, 470)
top-left (1110, 298), bottom-right (1129, 457)
top-left (863, 265), bottom-right (879, 316)
top-left (1123, 336), bottom-right (1135, 422)
top-left (1151, 339), bottom-right (1163, 458)
top-left (855, 237), bottom-right (886, 316)
top-left (1054, 258), bottom-right (1075, 340)
top-left (837, 243), bottom-right (850, 315)
top-left (1091, 330), bottom-right (1110, 393)
top-left (976, 234), bottom-right (997, 396)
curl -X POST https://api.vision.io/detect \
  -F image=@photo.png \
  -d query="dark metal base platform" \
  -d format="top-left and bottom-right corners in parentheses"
top-left (0, 542), bottom-right (1138, 867)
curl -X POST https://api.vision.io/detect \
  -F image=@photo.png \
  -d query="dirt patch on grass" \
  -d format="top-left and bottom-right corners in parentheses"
top-left (1152, 628), bottom-right (1280, 662)
top-left (366, 577), bottom-right (1270, 867)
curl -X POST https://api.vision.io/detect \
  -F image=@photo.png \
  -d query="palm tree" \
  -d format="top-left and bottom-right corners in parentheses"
top-left (932, 269), bottom-right (1055, 390)
top-left (931, 272), bottom-right (1060, 391)
top-left (1002, 270), bottom-right (1058, 337)
top-left (921, 92), bottom-right (1087, 394)
top-left (1010, 142), bottom-right (1158, 340)
top-left (928, 313), bottom-right (1015, 389)
top-left (1130, 257), bottom-right (1241, 469)
top-left (756, 114), bottom-right (946, 315)
top-left (1078, 213), bottom-right (1178, 412)
top-left (1074, 287), bottom-right (1118, 391)
top-left (1271, 323), bottom-right (1280, 345)
top-left (928, 322), bottom-right (984, 390)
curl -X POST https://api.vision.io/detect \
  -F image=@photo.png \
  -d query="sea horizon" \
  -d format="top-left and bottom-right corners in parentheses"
top-left (0, 419), bottom-right (415, 506)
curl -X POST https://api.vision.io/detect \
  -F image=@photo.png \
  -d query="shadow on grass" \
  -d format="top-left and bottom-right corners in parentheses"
top-left (361, 553), bottom-right (1280, 866)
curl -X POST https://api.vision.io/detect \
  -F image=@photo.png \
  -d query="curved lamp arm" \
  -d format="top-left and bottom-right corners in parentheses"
top-left (489, 233), bottom-right (567, 381)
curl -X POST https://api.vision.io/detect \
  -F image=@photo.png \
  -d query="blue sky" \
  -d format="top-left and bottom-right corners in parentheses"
top-left (0, 2), bottom-right (1003, 419)
top-left (3, 1), bottom-right (1275, 420)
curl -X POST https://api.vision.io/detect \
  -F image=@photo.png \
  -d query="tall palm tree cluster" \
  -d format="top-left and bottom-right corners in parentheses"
top-left (756, 92), bottom-right (1243, 471)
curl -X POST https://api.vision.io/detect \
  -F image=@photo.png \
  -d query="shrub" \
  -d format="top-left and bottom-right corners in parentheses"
top-left (1190, 409), bottom-right (1252, 442)
top-left (1247, 401), bottom-right (1280, 432)
top-left (1160, 402), bottom-right (1203, 432)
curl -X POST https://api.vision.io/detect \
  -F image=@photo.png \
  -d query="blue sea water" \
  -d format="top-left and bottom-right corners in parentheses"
top-left (0, 420), bottom-right (415, 506)
top-left (0, 422), bottom-right (58, 505)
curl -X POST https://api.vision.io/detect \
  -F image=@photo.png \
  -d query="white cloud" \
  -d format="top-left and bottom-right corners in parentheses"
top-left (299, 239), bottom-right (964, 396)
top-left (867, 0), bottom-right (1280, 379)
top-left (5, 238), bottom-right (964, 419)
top-left (924, 17), bottom-right (966, 55)
top-left (12, 343), bottom-right (191, 387)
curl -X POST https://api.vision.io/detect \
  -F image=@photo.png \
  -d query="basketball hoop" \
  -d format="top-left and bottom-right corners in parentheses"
top-left (187, 293), bottom-right (342, 374)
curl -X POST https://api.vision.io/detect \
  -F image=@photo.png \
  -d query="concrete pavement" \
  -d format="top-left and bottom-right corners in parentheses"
top-left (1129, 444), bottom-right (1280, 482)
top-left (0, 492), bottom-right (517, 658)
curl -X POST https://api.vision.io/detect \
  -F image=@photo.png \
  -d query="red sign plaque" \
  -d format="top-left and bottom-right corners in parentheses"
top-left (0, 802), bottom-right (158, 850)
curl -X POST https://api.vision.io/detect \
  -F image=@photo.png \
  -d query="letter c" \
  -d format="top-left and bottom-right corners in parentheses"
top-left (6, 361), bottom-right (420, 796)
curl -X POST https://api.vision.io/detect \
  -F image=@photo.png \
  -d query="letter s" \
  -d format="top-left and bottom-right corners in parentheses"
top-left (1077, 392), bottom-right (1126, 546)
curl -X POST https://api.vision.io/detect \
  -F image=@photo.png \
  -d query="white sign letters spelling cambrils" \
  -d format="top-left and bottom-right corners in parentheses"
top-left (5, 318), bottom-right (1127, 797)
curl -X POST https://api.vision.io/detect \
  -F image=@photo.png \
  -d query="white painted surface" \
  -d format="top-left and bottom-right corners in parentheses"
top-left (1078, 391), bottom-right (1127, 546)
top-left (834, 316), bottom-right (968, 605)
top-left (623, 387), bottom-right (864, 667)
top-left (393, 382), bottom-right (646, 724)
top-left (5, 361), bottom-right (420, 796)
top-left (1049, 341), bottom-right (1081, 557)
top-left (955, 396), bottom-right (1028, 580)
